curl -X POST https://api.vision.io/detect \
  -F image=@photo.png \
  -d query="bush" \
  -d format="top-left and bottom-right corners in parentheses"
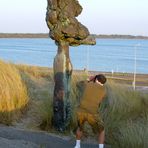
top-left (0, 60), bottom-right (29, 124)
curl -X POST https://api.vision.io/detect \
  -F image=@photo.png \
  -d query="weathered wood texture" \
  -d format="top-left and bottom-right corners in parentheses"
top-left (46, 0), bottom-right (96, 130)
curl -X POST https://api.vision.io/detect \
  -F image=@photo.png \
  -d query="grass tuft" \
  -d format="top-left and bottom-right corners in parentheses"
top-left (0, 60), bottom-right (29, 124)
top-left (100, 80), bottom-right (148, 148)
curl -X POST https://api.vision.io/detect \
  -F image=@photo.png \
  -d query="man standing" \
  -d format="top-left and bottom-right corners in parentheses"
top-left (74, 74), bottom-right (107, 148)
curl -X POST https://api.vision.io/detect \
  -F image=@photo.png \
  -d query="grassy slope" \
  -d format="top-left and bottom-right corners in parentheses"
top-left (1, 63), bottom-right (147, 148)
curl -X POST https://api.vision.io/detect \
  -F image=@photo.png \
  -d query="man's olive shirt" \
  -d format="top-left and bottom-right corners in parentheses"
top-left (79, 81), bottom-right (106, 114)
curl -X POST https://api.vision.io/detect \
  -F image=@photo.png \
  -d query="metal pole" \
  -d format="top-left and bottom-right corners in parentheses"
top-left (87, 46), bottom-right (89, 71)
top-left (133, 44), bottom-right (140, 90)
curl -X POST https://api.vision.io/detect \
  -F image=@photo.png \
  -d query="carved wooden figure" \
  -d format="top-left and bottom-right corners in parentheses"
top-left (46, 0), bottom-right (96, 131)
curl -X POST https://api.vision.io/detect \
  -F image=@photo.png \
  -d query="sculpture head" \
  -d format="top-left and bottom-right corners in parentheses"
top-left (46, 0), bottom-right (96, 46)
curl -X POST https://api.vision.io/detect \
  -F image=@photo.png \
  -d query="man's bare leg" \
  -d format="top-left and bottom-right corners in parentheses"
top-left (74, 127), bottom-right (83, 148)
top-left (98, 130), bottom-right (105, 148)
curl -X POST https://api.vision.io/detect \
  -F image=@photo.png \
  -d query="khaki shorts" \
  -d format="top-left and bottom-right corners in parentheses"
top-left (77, 111), bottom-right (104, 133)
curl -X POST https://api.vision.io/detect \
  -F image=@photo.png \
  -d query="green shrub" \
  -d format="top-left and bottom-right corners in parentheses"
top-left (100, 81), bottom-right (148, 148)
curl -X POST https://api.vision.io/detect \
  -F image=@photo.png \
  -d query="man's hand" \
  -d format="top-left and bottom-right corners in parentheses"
top-left (87, 75), bottom-right (95, 82)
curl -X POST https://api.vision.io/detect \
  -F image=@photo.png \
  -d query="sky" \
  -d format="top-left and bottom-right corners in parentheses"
top-left (0, 0), bottom-right (148, 36)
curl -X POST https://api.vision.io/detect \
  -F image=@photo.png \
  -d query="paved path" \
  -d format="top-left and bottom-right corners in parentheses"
top-left (0, 125), bottom-right (110, 148)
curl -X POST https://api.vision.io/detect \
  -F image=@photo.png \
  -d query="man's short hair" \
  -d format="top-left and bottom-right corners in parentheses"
top-left (94, 74), bottom-right (107, 84)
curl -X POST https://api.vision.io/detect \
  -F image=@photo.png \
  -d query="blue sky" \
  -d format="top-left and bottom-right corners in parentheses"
top-left (0, 0), bottom-right (148, 36)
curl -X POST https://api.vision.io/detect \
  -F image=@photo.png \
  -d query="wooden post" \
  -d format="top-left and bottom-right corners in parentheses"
top-left (53, 41), bottom-right (72, 131)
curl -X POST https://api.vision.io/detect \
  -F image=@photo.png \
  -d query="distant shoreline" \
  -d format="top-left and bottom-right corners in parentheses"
top-left (0, 33), bottom-right (49, 38)
top-left (0, 33), bottom-right (148, 39)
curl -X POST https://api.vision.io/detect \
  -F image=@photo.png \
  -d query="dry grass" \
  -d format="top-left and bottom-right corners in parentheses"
top-left (0, 60), bottom-right (29, 124)
top-left (28, 70), bottom-right (147, 148)
top-left (16, 64), bottom-right (52, 78)
top-left (15, 64), bottom-right (54, 130)
top-left (3, 62), bottom-right (147, 147)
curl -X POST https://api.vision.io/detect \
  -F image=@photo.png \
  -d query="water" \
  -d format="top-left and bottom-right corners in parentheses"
top-left (0, 38), bottom-right (148, 74)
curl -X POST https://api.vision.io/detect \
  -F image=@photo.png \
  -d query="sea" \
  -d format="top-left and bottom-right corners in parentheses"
top-left (0, 38), bottom-right (148, 74)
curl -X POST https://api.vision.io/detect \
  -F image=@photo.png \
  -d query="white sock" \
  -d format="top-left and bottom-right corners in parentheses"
top-left (99, 144), bottom-right (104, 148)
top-left (75, 140), bottom-right (80, 147)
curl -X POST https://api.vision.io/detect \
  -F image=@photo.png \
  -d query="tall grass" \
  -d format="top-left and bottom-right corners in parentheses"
top-left (16, 64), bottom-right (53, 78)
top-left (38, 95), bottom-right (53, 130)
top-left (16, 64), bottom-right (54, 130)
top-left (100, 81), bottom-right (148, 148)
top-left (0, 60), bottom-right (29, 124)
top-left (66, 75), bottom-right (148, 147)
top-left (15, 65), bottom-right (147, 147)
top-left (36, 71), bottom-right (88, 131)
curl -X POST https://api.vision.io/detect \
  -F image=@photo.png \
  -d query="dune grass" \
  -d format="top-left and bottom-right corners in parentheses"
top-left (2, 62), bottom-right (147, 147)
top-left (34, 72), bottom-right (148, 147)
top-left (0, 60), bottom-right (29, 124)
top-left (16, 64), bottom-right (54, 130)
top-left (100, 81), bottom-right (148, 148)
